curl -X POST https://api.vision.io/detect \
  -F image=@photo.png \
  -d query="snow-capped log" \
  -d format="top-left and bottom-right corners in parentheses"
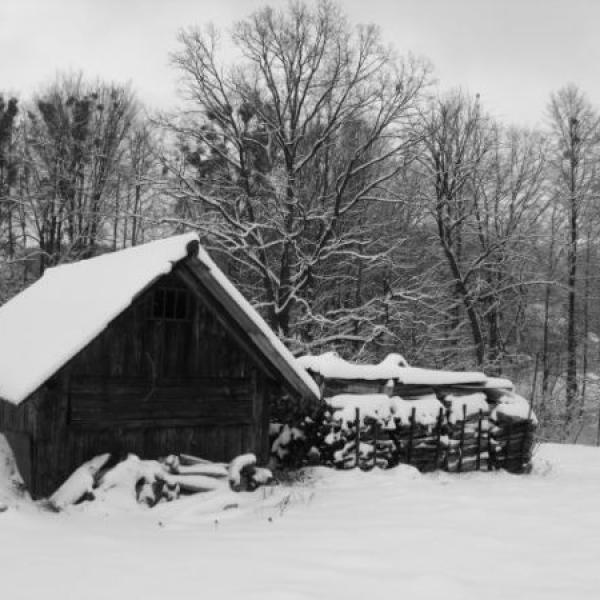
top-left (173, 464), bottom-right (229, 478)
top-left (161, 453), bottom-right (228, 478)
top-left (49, 453), bottom-right (111, 509)
top-left (253, 468), bottom-right (275, 486)
top-left (229, 453), bottom-right (257, 486)
top-left (93, 454), bottom-right (169, 507)
top-left (179, 453), bottom-right (221, 467)
top-left (48, 451), bottom-right (276, 510)
top-left (228, 454), bottom-right (274, 491)
top-left (163, 474), bottom-right (225, 493)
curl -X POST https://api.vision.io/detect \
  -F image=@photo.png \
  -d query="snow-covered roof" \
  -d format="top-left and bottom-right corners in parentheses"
top-left (0, 234), bottom-right (319, 405)
top-left (298, 352), bottom-right (489, 386)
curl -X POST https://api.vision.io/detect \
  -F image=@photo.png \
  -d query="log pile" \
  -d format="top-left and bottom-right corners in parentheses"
top-left (49, 452), bottom-right (274, 510)
top-left (270, 389), bottom-right (536, 475)
top-left (270, 395), bottom-right (444, 471)
top-left (440, 393), bottom-right (491, 473)
top-left (390, 418), bottom-right (444, 473)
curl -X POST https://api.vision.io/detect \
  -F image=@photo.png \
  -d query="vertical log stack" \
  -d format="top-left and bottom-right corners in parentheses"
top-left (270, 383), bottom-right (536, 475)
top-left (487, 390), bottom-right (537, 473)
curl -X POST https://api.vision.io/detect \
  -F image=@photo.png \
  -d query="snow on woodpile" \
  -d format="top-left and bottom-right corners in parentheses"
top-left (443, 392), bottom-right (490, 423)
top-left (491, 391), bottom-right (538, 425)
top-left (298, 351), bottom-right (487, 386)
top-left (0, 233), bottom-right (319, 404)
top-left (50, 453), bottom-right (111, 510)
top-left (299, 352), bottom-right (408, 380)
top-left (326, 393), bottom-right (444, 430)
top-left (328, 393), bottom-right (397, 427)
top-left (48, 452), bottom-right (275, 512)
top-left (392, 394), bottom-right (445, 428)
top-left (228, 454), bottom-right (274, 491)
top-left (271, 424), bottom-right (305, 461)
top-left (270, 381), bottom-right (536, 474)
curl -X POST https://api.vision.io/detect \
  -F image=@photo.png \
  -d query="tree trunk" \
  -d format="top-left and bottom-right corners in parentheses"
top-left (580, 229), bottom-right (591, 415)
top-left (566, 129), bottom-right (578, 416)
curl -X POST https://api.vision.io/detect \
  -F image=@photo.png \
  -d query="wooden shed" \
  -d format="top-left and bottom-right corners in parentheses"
top-left (0, 234), bottom-right (319, 498)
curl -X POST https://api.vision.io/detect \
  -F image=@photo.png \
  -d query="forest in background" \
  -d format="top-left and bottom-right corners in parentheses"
top-left (1, 0), bottom-right (599, 442)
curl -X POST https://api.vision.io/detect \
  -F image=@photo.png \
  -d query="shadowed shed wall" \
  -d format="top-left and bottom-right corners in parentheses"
top-left (1, 268), bottom-right (283, 497)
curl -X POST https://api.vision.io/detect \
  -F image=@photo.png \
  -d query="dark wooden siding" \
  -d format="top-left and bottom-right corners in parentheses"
top-left (0, 392), bottom-right (46, 491)
top-left (20, 270), bottom-right (282, 497)
top-left (70, 273), bottom-right (257, 381)
top-left (69, 376), bottom-right (255, 427)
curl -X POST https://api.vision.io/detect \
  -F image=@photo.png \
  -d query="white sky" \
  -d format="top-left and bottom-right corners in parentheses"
top-left (0, 0), bottom-right (598, 128)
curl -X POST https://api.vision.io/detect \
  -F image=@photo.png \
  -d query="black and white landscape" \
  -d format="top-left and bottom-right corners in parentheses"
top-left (0, 1), bottom-right (599, 598)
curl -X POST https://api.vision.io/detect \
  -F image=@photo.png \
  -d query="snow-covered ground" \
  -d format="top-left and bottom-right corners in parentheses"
top-left (2, 443), bottom-right (600, 599)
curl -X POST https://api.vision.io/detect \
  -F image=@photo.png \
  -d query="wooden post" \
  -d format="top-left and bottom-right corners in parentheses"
top-left (355, 407), bottom-right (360, 469)
top-left (520, 400), bottom-right (534, 472)
top-left (596, 398), bottom-right (600, 447)
top-left (476, 409), bottom-right (483, 471)
top-left (519, 424), bottom-right (529, 473)
top-left (444, 407), bottom-right (452, 471)
top-left (505, 421), bottom-right (513, 471)
top-left (487, 419), bottom-right (494, 471)
top-left (373, 421), bottom-right (378, 469)
top-left (457, 404), bottom-right (466, 473)
top-left (434, 407), bottom-right (443, 469)
top-left (530, 352), bottom-right (539, 413)
top-left (407, 407), bottom-right (416, 465)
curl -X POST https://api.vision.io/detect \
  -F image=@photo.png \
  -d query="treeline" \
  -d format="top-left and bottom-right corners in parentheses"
top-left (1, 1), bottom-right (599, 440)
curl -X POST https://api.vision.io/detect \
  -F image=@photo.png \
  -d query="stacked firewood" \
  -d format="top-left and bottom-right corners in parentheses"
top-left (270, 390), bottom-right (536, 475)
top-left (387, 395), bottom-right (445, 472)
top-left (487, 391), bottom-right (537, 473)
top-left (270, 394), bottom-right (444, 471)
top-left (439, 393), bottom-right (491, 473)
top-left (389, 419), bottom-right (443, 473)
top-left (49, 452), bottom-right (274, 510)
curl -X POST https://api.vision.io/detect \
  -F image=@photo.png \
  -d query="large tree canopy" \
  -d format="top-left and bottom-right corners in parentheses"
top-left (162, 0), bottom-right (430, 349)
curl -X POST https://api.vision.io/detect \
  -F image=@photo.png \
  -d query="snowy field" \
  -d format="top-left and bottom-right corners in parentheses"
top-left (2, 443), bottom-right (600, 600)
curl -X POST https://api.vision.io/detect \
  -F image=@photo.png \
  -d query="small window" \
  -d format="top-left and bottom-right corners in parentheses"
top-left (150, 288), bottom-right (191, 320)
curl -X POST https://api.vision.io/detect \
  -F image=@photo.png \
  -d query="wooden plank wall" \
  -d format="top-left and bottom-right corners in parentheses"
top-left (0, 392), bottom-right (46, 491)
top-left (0, 391), bottom-right (42, 433)
top-left (23, 272), bottom-right (279, 497)
top-left (69, 376), bottom-right (255, 426)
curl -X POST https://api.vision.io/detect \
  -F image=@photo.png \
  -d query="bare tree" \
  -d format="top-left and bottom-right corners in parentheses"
top-left (0, 95), bottom-right (19, 258)
top-left (161, 0), bottom-right (429, 349)
top-left (547, 84), bottom-right (600, 414)
top-left (22, 74), bottom-right (137, 270)
top-left (416, 91), bottom-right (547, 368)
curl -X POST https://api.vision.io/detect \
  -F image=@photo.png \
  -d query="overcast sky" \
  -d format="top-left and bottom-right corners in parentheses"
top-left (0, 0), bottom-right (597, 127)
